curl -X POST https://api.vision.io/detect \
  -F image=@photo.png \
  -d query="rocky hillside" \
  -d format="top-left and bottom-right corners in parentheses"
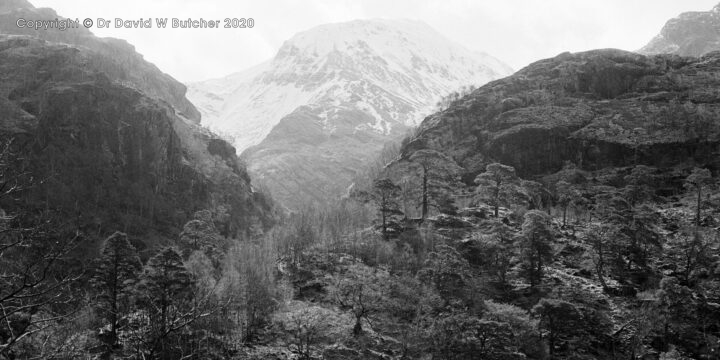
top-left (640, 3), bottom-right (720, 57)
top-left (190, 19), bottom-right (512, 210)
top-left (0, 0), bottom-right (200, 122)
top-left (359, 48), bottom-right (720, 360)
top-left (0, 2), bottom-right (273, 250)
top-left (398, 49), bottom-right (720, 182)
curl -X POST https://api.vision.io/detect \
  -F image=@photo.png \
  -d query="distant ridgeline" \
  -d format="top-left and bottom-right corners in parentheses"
top-left (0, 1), bottom-right (274, 252)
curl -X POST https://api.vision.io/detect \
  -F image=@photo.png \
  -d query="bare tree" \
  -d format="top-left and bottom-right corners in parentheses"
top-left (331, 264), bottom-right (387, 336)
top-left (587, 223), bottom-right (616, 290)
top-left (684, 167), bottom-right (713, 227)
top-left (275, 302), bottom-right (344, 360)
top-left (0, 138), bottom-right (83, 357)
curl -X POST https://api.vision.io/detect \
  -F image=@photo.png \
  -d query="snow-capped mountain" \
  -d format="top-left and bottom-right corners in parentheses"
top-left (188, 19), bottom-right (512, 209)
top-left (189, 19), bottom-right (511, 152)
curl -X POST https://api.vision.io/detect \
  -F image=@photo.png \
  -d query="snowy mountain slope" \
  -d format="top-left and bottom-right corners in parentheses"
top-left (639, 3), bottom-right (720, 57)
top-left (188, 19), bottom-right (513, 209)
top-left (188, 19), bottom-right (512, 152)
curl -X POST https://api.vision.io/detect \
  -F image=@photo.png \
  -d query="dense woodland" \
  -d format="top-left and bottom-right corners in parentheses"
top-left (5, 0), bottom-right (720, 358)
top-left (2, 115), bottom-right (720, 360)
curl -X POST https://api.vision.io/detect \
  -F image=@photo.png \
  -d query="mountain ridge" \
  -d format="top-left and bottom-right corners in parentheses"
top-left (640, 3), bottom-right (720, 57)
top-left (188, 18), bottom-right (512, 151)
top-left (0, 1), bottom-right (273, 248)
top-left (392, 48), bottom-right (720, 185)
top-left (189, 19), bottom-right (512, 209)
top-left (0, 0), bottom-right (201, 122)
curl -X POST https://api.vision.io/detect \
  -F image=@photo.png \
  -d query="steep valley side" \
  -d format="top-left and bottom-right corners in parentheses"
top-left (0, 3), bottom-right (273, 253)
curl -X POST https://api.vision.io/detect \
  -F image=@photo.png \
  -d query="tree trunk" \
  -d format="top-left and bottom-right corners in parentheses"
top-left (696, 187), bottom-right (702, 227)
top-left (421, 166), bottom-right (428, 220)
top-left (381, 194), bottom-right (388, 240)
top-left (597, 260), bottom-right (608, 290)
top-left (161, 303), bottom-right (167, 357)
top-left (493, 183), bottom-right (500, 217)
top-left (547, 317), bottom-right (555, 355)
top-left (353, 317), bottom-right (363, 336)
top-left (534, 244), bottom-right (543, 286)
top-left (529, 256), bottom-right (538, 287)
top-left (110, 256), bottom-right (119, 347)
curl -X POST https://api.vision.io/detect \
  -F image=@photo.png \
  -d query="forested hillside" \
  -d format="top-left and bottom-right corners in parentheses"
top-left (0, 2), bottom-right (276, 358)
top-left (2, 2), bottom-right (720, 360)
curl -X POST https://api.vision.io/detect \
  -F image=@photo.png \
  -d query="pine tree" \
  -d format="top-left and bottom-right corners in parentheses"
top-left (475, 163), bottom-right (521, 218)
top-left (372, 178), bottom-right (403, 239)
top-left (521, 179), bottom-right (548, 211)
top-left (532, 299), bottom-right (585, 355)
top-left (430, 314), bottom-right (520, 360)
top-left (90, 231), bottom-right (142, 348)
top-left (475, 222), bottom-right (515, 288)
top-left (519, 210), bottom-right (554, 287)
top-left (407, 150), bottom-right (462, 220)
top-left (623, 165), bottom-right (654, 206)
top-left (179, 210), bottom-right (220, 256)
top-left (418, 245), bottom-right (472, 305)
top-left (136, 247), bottom-right (195, 359)
top-left (593, 193), bottom-right (659, 274)
top-left (555, 180), bottom-right (580, 226)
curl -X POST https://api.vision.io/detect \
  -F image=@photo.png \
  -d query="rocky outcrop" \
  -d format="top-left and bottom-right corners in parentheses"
top-left (640, 3), bottom-right (720, 57)
top-left (0, 1), bottom-right (200, 122)
top-left (0, 24), bottom-right (272, 247)
top-left (400, 49), bottom-right (720, 181)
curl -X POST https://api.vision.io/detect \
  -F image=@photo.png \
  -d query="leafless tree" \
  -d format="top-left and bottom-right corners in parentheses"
top-left (0, 138), bottom-right (83, 357)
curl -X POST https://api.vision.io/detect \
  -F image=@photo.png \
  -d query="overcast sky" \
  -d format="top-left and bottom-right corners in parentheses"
top-left (30, 0), bottom-right (720, 83)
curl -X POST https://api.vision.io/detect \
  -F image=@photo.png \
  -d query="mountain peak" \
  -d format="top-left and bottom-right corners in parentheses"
top-left (190, 19), bottom-right (512, 155)
top-left (275, 18), bottom-right (488, 69)
top-left (267, 18), bottom-right (513, 101)
top-left (640, 3), bottom-right (720, 57)
top-left (189, 19), bottom-right (512, 209)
